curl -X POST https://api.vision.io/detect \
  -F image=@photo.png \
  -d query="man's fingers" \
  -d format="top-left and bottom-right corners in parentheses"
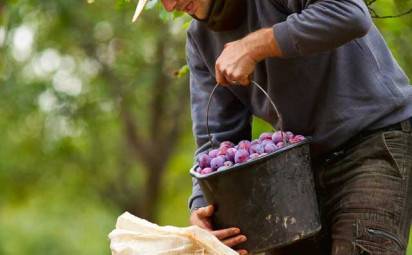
top-left (215, 63), bottom-right (226, 85)
top-left (212, 228), bottom-right (240, 240)
top-left (216, 62), bottom-right (232, 86)
top-left (236, 249), bottom-right (248, 255)
top-left (222, 235), bottom-right (247, 247)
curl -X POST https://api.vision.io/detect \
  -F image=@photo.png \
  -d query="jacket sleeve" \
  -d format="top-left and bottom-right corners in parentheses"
top-left (186, 32), bottom-right (252, 212)
top-left (272, 0), bottom-right (373, 57)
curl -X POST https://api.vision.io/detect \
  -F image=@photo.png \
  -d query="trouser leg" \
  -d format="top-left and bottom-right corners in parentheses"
top-left (322, 128), bottom-right (412, 255)
top-left (266, 120), bottom-right (412, 255)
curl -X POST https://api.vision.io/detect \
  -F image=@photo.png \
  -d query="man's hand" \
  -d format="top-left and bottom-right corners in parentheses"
top-left (190, 205), bottom-right (248, 255)
top-left (215, 28), bottom-right (282, 86)
top-left (215, 39), bottom-right (256, 86)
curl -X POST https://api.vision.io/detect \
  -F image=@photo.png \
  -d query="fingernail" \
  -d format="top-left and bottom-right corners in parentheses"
top-left (234, 228), bottom-right (240, 234)
top-left (240, 236), bottom-right (247, 241)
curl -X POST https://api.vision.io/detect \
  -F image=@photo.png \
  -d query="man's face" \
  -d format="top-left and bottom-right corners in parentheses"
top-left (161, 0), bottom-right (213, 20)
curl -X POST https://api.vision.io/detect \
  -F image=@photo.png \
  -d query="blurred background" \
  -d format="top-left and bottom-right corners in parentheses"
top-left (0, 0), bottom-right (411, 254)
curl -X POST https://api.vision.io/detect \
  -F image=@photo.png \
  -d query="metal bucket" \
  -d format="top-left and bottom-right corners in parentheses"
top-left (189, 81), bottom-right (321, 253)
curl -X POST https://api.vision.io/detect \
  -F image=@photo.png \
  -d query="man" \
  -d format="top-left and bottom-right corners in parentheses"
top-left (134, 0), bottom-right (412, 254)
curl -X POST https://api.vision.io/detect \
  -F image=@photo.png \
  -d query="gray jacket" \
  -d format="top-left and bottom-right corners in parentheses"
top-left (186, 0), bottom-right (412, 211)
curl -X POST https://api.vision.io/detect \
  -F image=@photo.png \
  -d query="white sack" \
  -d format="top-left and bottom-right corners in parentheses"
top-left (109, 212), bottom-right (239, 255)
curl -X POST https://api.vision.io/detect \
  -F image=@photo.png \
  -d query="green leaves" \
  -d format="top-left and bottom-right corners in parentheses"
top-left (175, 64), bottom-right (189, 78)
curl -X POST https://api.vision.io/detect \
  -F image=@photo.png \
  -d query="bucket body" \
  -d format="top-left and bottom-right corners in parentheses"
top-left (190, 139), bottom-right (321, 253)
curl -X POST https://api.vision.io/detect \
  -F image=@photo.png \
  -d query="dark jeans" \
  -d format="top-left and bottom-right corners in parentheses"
top-left (267, 118), bottom-right (412, 255)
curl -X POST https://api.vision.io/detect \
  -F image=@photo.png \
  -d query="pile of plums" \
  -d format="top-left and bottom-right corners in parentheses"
top-left (195, 131), bottom-right (305, 175)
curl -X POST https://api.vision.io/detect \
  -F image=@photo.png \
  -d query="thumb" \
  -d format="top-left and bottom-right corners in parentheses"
top-left (197, 205), bottom-right (214, 218)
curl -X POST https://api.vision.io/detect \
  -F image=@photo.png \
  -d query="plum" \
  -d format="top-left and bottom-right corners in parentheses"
top-left (235, 149), bottom-right (249, 164)
top-left (220, 141), bottom-right (234, 148)
top-left (218, 146), bottom-right (230, 156)
top-left (249, 153), bottom-right (260, 160)
top-left (251, 140), bottom-right (259, 145)
top-left (225, 148), bottom-right (237, 162)
top-left (264, 142), bottom-right (278, 153)
top-left (194, 131), bottom-right (306, 174)
top-left (255, 144), bottom-right (265, 154)
top-left (217, 166), bottom-right (227, 171)
top-left (200, 167), bottom-right (213, 175)
top-left (208, 149), bottom-right (219, 158)
top-left (224, 161), bottom-right (234, 167)
top-left (261, 139), bottom-right (273, 147)
top-left (286, 131), bottom-right (294, 139)
top-left (294, 135), bottom-right (305, 141)
top-left (249, 143), bottom-right (260, 154)
top-left (290, 135), bottom-right (305, 144)
top-left (197, 153), bottom-right (211, 168)
top-left (210, 156), bottom-right (225, 170)
top-left (272, 131), bottom-right (287, 143)
top-left (259, 132), bottom-right (273, 142)
top-left (238, 140), bottom-right (251, 151)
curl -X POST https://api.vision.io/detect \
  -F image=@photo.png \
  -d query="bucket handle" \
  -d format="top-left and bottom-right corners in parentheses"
top-left (206, 80), bottom-right (287, 148)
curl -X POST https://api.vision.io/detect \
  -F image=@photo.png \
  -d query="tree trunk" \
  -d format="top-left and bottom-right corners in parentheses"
top-left (141, 165), bottom-right (164, 222)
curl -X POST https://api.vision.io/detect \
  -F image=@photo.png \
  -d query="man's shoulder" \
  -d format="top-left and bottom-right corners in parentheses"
top-left (187, 20), bottom-right (210, 39)
top-left (186, 20), bottom-right (218, 54)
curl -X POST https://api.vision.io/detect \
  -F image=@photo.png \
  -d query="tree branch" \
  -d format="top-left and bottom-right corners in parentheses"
top-left (150, 38), bottom-right (169, 143)
top-left (366, 0), bottom-right (412, 18)
top-left (370, 8), bottom-right (412, 19)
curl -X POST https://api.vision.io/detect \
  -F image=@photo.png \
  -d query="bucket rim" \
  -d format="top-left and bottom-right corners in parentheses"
top-left (190, 137), bottom-right (312, 179)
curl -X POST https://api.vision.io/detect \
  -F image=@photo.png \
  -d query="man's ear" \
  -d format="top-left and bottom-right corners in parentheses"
top-left (161, 0), bottom-right (177, 12)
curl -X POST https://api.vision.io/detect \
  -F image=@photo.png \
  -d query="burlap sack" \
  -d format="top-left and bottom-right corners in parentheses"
top-left (109, 212), bottom-right (238, 255)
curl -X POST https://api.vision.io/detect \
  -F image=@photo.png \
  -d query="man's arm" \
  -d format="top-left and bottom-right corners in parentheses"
top-left (272, 0), bottom-right (373, 57)
top-left (215, 0), bottom-right (373, 85)
top-left (186, 32), bottom-right (252, 212)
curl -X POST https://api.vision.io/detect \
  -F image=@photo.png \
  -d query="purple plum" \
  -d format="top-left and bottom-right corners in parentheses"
top-left (255, 144), bottom-right (265, 154)
top-left (259, 132), bottom-right (273, 142)
top-left (264, 142), bottom-right (278, 153)
top-left (238, 140), bottom-right (251, 151)
top-left (210, 156), bottom-right (225, 170)
top-left (197, 153), bottom-right (211, 169)
top-left (261, 139), bottom-right (273, 147)
top-left (208, 149), bottom-right (219, 158)
top-left (272, 131), bottom-right (287, 143)
top-left (218, 146), bottom-right (230, 156)
top-left (251, 140), bottom-right (259, 145)
top-left (224, 161), bottom-right (234, 167)
top-left (294, 135), bottom-right (305, 141)
top-left (235, 149), bottom-right (249, 164)
top-left (290, 135), bottom-right (305, 144)
top-left (249, 153), bottom-right (260, 160)
top-left (220, 141), bottom-right (234, 148)
top-left (286, 131), bottom-right (294, 139)
top-left (200, 167), bottom-right (213, 175)
top-left (225, 148), bottom-right (237, 162)
top-left (276, 142), bottom-right (284, 148)
top-left (249, 143), bottom-right (260, 154)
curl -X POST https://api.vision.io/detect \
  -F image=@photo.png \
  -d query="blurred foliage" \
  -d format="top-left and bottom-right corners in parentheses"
top-left (0, 0), bottom-right (411, 254)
